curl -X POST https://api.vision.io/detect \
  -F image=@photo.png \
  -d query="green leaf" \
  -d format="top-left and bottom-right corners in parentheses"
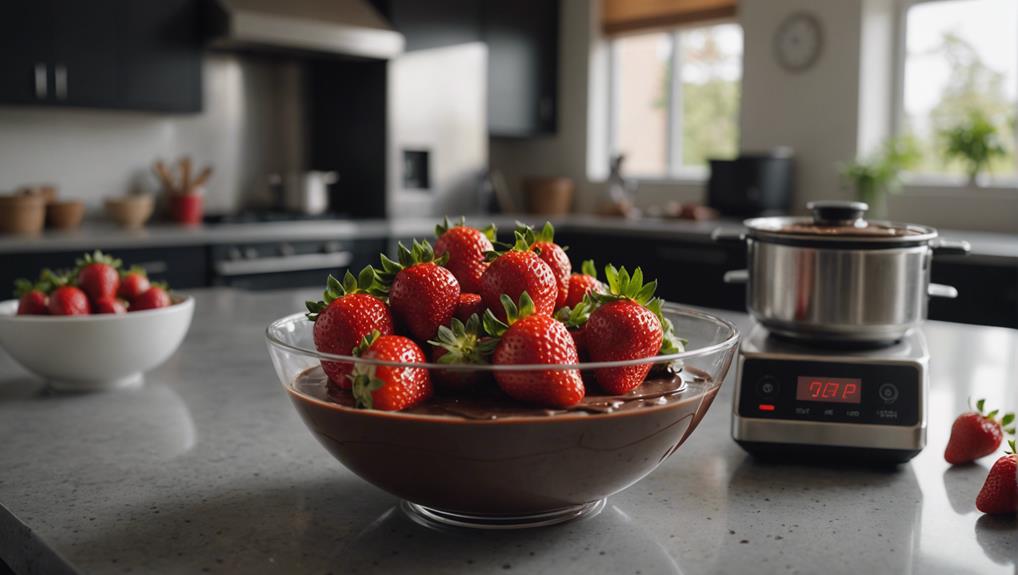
top-left (987, 410), bottom-right (999, 420)
top-left (352, 330), bottom-right (381, 357)
top-left (976, 398), bottom-right (986, 413)
top-left (1002, 413), bottom-right (1015, 427)
top-left (482, 309), bottom-right (509, 338)
top-left (482, 223), bottom-right (497, 241)
top-left (581, 259), bottom-right (597, 278)
top-left (604, 264), bottom-right (619, 293)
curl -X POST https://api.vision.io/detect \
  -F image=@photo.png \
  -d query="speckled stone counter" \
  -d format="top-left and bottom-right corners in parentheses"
top-left (0, 289), bottom-right (1015, 574)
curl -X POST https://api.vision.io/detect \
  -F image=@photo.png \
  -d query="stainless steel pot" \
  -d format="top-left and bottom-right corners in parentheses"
top-left (714, 201), bottom-right (970, 344)
top-left (268, 171), bottom-right (338, 215)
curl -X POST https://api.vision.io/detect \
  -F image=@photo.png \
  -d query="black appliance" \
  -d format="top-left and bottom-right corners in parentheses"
top-left (707, 152), bottom-right (795, 217)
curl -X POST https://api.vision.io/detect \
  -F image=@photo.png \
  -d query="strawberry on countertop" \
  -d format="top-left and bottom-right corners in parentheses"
top-left (379, 239), bottom-right (461, 342)
top-left (75, 250), bottom-right (122, 303)
top-left (945, 399), bottom-right (1015, 465)
top-left (519, 221), bottom-right (571, 309)
top-left (306, 267), bottom-right (394, 388)
top-left (434, 217), bottom-right (495, 294)
top-left (350, 331), bottom-right (432, 411)
top-left (976, 440), bottom-right (1017, 515)
top-left (484, 292), bottom-right (584, 408)
top-left (480, 231), bottom-right (558, 321)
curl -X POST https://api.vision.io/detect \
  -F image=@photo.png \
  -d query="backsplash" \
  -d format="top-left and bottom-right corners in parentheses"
top-left (0, 54), bottom-right (304, 214)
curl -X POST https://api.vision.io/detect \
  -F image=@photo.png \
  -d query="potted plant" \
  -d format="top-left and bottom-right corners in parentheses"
top-left (839, 136), bottom-right (920, 219)
top-left (940, 110), bottom-right (1008, 187)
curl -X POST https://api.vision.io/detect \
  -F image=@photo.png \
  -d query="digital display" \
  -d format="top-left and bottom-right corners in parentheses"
top-left (795, 376), bottom-right (862, 404)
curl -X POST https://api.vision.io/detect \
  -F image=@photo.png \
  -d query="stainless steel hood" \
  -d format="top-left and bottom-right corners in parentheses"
top-left (206, 0), bottom-right (404, 59)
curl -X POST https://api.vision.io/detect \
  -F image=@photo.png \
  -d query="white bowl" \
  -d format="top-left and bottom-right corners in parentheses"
top-left (0, 296), bottom-right (194, 391)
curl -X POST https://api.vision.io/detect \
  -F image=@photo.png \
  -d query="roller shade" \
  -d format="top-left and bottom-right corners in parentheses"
top-left (602, 0), bottom-right (737, 35)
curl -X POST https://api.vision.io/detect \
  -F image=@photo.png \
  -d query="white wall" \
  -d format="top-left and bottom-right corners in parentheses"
top-left (489, 0), bottom-right (1018, 233)
top-left (0, 54), bottom-right (304, 214)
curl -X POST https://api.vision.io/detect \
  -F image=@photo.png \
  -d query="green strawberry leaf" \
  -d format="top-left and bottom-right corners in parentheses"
top-left (1002, 413), bottom-right (1015, 427)
top-left (987, 409), bottom-right (999, 420)
top-left (350, 369), bottom-right (384, 410)
top-left (555, 298), bottom-right (592, 330)
top-left (976, 398), bottom-right (986, 413)
top-left (594, 264), bottom-right (657, 306)
top-left (305, 267), bottom-right (388, 321)
top-left (75, 249), bottom-right (122, 271)
top-left (482, 309), bottom-right (509, 338)
top-left (1007, 439), bottom-right (1016, 455)
top-left (427, 314), bottom-right (496, 365)
top-left (352, 330), bottom-right (382, 357)
top-left (580, 259), bottom-right (597, 278)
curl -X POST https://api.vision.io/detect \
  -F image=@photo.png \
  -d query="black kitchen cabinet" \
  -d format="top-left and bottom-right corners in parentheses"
top-left (0, 0), bottom-right (201, 113)
top-left (372, 0), bottom-right (560, 136)
top-left (483, 0), bottom-right (559, 137)
top-left (1, 247), bottom-right (209, 298)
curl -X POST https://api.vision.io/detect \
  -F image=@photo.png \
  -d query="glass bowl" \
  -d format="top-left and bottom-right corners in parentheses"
top-left (266, 303), bottom-right (739, 529)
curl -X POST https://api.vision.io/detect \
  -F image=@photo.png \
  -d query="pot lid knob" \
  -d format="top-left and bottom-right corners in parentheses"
top-left (807, 201), bottom-right (868, 226)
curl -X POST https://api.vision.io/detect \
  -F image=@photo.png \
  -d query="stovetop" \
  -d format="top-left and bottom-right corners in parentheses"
top-left (741, 324), bottom-right (929, 362)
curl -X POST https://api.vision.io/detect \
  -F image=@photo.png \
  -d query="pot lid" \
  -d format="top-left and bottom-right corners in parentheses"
top-left (744, 201), bottom-right (939, 246)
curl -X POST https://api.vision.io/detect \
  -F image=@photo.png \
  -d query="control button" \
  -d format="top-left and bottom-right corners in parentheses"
top-left (846, 410), bottom-right (861, 418)
top-left (878, 383), bottom-right (899, 404)
top-left (756, 376), bottom-right (779, 397)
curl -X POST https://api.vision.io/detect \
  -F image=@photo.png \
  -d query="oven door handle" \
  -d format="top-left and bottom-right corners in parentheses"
top-left (215, 252), bottom-right (353, 276)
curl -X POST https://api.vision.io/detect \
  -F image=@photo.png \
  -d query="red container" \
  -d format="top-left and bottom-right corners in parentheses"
top-left (170, 194), bottom-right (203, 225)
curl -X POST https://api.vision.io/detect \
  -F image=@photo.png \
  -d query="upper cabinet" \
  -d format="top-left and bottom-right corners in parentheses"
top-left (375, 0), bottom-right (560, 137)
top-left (0, 0), bottom-right (202, 113)
top-left (482, 0), bottom-right (559, 137)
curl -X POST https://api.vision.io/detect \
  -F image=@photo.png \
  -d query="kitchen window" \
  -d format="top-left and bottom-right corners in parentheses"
top-left (607, 22), bottom-right (743, 180)
top-left (896, 0), bottom-right (1017, 183)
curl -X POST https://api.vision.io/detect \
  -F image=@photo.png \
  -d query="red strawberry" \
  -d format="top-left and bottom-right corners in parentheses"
top-left (378, 240), bottom-right (460, 342)
top-left (519, 222), bottom-right (571, 309)
top-left (130, 286), bottom-right (171, 311)
top-left (94, 297), bottom-right (128, 314)
top-left (14, 278), bottom-right (48, 315)
top-left (350, 331), bottom-right (432, 411)
top-left (945, 400), bottom-right (1015, 464)
top-left (49, 286), bottom-right (91, 316)
top-left (484, 293), bottom-right (584, 408)
top-left (976, 440), bottom-right (1017, 515)
top-left (564, 260), bottom-right (604, 309)
top-left (555, 299), bottom-right (593, 358)
top-left (118, 268), bottom-right (151, 301)
top-left (75, 250), bottom-right (121, 302)
top-left (454, 292), bottom-right (485, 322)
top-left (584, 266), bottom-right (677, 395)
top-left (434, 217), bottom-right (496, 293)
top-left (428, 314), bottom-right (497, 390)
top-left (306, 268), bottom-right (394, 388)
top-left (479, 231), bottom-right (557, 321)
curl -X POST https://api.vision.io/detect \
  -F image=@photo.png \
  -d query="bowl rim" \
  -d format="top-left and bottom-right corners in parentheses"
top-left (266, 301), bottom-right (741, 371)
top-left (0, 294), bottom-right (194, 321)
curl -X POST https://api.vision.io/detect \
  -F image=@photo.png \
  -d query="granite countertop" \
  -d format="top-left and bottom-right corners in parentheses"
top-left (1, 288), bottom-right (1016, 574)
top-left (0, 215), bottom-right (1015, 261)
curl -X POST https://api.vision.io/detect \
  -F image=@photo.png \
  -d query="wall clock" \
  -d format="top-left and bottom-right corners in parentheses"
top-left (773, 12), bottom-right (823, 73)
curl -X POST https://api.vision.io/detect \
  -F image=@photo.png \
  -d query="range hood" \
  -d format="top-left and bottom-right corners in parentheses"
top-left (206, 0), bottom-right (404, 59)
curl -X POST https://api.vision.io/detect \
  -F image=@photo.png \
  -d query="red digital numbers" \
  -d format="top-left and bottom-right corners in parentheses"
top-left (796, 377), bottom-right (862, 404)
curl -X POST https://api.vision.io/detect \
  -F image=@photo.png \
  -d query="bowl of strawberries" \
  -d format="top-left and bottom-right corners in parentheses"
top-left (266, 220), bottom-right (740, 529)
top-left (0, 250), bottom-right (193, 391)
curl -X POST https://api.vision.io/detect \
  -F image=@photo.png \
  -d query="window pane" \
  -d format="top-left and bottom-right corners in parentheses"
top-left (679, 23), bottom-right (743, 168)
top-left (613, 32), bottom-right (671, 175)
top-left (903, 0), bottom-right (1017, 178)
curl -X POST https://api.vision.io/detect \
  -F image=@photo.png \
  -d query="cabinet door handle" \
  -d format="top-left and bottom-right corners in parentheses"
top-left (34, 63), bottom-right (47, 99)
top-left (54, 65), bottom-right (67, 100)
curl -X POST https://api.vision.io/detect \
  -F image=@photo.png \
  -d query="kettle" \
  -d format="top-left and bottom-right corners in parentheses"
top-left (269, 171), bottom-right (337, 215)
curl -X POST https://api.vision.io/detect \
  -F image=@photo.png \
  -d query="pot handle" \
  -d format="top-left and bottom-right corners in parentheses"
top-left (723, 270), bottom-right (749, 284)
top-left (712, 227), bottom-right (746, 245)
top-left (928, 283), bottom-right (958, 299)
top-left (931, 239), bottom-right (971, 256)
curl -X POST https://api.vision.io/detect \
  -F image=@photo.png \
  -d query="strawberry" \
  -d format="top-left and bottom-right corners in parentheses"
top-left (584, 266), bottom-right (676, 394)
top-left (454, 292), bottom-right (485, 322)
top-left (49, 285), bottom-right (91, 316)
top-left (118, 267), bottom-right (151, 301)
top-left (976, 440), bottom-right (1017, 515)
top-left (93, 297), bottom-right (128, 314)
top-left (75, 250), bottom-right (121, 303)
top-left (483, 292), bottom-right (584, 408)
top-left (555, 299), bottom-right (593, 358)
top-left (945, 400), bottom-right (1015, 464)
top-left (130, 286), bottom-right (172, 311)
top-left (434, 217), bottom-right (496, 293)
top-left (350, 331), bottom-right (432, 411)
top-left (519, 222), bottom-right (571, 309)
top-left (479, 231), bottom-right (558, 321)
top-left (564, 260), bottom-right (604, 309)
top-left (378, 240), bottom-right (460, 342)
top-left (14, 278), bottom-right (49, 315)
top-left (428, 314), bottom-right (497, 390)
top-left (305, 268), bottom-right (394, 388)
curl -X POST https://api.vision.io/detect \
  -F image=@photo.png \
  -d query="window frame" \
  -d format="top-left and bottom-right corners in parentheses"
top-left (606, 20), bottom-right (741, 182)
top-left (891, 0), bottom-right (1018, 187)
